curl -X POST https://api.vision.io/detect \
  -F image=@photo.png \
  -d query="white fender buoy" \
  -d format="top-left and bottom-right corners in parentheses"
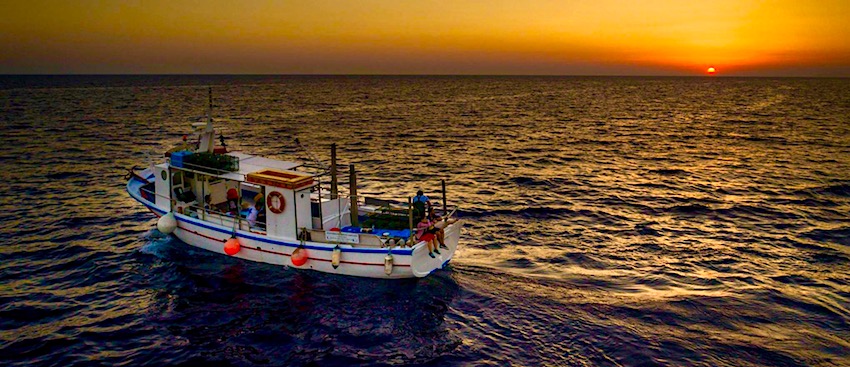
top-left (384, 254), bottom-right (394, 275)
top-left (331, 245), bottom-right (341, 269)
top-left (157, 212), bottom-right (177, 234)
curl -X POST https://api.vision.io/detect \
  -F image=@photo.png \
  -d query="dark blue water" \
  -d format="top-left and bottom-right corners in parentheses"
top-left (2, 75), bottom-right (850, 366)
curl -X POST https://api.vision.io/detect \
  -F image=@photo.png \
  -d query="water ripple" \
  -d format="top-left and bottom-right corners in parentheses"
top-left (2, 76), bottom-right (850, 366)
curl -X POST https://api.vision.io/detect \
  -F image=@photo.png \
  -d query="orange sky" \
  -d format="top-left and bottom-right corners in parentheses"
top-left (1, 0), bottom-right (848, 76)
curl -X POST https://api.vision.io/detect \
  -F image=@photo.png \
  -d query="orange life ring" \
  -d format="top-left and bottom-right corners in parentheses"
top-left (267, 191), bottom-right (285, 214)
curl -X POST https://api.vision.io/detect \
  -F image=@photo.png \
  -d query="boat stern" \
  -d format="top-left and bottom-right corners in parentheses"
top-left (410, 220), bottom-right (462, 277)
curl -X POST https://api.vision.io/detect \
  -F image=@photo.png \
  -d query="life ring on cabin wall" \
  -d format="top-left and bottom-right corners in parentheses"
top-left (267, 191), bottom-right (285, 214)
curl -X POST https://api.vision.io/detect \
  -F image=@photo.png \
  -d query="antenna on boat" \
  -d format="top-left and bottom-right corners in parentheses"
top-left (196, 86), bottom-right (216, 153)
top-left (208, 86), bottom-right (212, 126)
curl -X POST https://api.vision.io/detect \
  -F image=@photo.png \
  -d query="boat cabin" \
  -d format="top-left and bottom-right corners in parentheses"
top-left (146, 150), bottom-right (353, 240)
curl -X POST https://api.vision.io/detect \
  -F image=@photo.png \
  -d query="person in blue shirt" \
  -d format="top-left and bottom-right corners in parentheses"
top-left (412, 190), bottom-right (430, 221)
top-left (413, 190), bottom-right (429, 204)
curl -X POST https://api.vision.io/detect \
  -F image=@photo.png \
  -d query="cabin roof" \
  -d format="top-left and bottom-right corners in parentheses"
top-left (210, 152), bottom-right (301, 181)
top-left (168, 152), bottom-right (305, 182)
top-left (229, 152), bottom-right (302, 174)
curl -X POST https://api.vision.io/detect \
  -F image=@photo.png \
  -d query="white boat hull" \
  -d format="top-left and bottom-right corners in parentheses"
top-left (127, 169), bottom-right (459, 278)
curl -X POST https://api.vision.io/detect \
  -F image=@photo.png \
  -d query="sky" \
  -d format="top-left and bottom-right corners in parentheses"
top-left (1, 0), bottom-right (849, 76)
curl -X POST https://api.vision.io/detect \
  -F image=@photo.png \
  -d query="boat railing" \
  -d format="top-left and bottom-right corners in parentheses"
top-left (310, 182), bottom-right (459, 241)
top-left (171, 161), bottom-right (247, 181)
top-left (172, 152), bottom-right (241, 175)
top-left (139, 186), bottom-right (267, 233)
top-left (306, 228), bottom-right (404, 248)
top-left (185, 202), bottom-right (268, 234)
top-left (310, 184), bottom-right (446, 204)
top-left (442, 205), bottom-right (459, 220)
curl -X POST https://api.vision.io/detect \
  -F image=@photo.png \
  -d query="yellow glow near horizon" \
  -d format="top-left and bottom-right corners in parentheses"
top-left (1, 0), bottom-right (848, 75)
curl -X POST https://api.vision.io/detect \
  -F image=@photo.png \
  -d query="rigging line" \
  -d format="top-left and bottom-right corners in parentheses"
top-left (294, 138), bottom-right (329, 174)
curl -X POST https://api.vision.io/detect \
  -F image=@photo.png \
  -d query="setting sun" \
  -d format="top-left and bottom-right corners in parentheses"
top-left (707, 67), bottom-right (717, 75)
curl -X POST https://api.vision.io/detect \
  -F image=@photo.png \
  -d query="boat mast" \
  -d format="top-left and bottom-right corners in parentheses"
top-left (197, 87), bottom-right (216, 153)
top-left (208, 86), bottom-right (212, 126)
top-left (330, 143), bottom-right (339, 199)
top-left (349, 164), bottom-right (359, 226)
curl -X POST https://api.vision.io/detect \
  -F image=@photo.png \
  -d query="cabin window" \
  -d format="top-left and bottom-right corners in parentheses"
top-left (160, 170), bottom-right (167, 181)
top-left (172, 171), bottom-right (184, 187)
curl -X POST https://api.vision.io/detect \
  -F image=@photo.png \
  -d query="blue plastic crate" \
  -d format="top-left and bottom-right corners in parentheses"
top-left (170, 151), bottom-right (193, 168)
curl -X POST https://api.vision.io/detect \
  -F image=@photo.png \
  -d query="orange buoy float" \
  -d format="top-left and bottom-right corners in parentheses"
top-left (224, 237), bottom-right (241, 255)
top-left (291, 247), bottom-right (309, 266)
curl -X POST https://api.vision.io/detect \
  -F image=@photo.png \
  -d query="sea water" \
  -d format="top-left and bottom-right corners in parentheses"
top-left (1, 75), bottom-right (849, 366)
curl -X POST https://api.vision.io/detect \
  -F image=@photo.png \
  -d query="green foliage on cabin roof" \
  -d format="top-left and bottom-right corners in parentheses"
top-left (184, 152), bottom-right (240, 174)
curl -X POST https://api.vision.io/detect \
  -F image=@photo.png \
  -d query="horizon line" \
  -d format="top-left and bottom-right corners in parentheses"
top-left (1, 73), bottom-right (848, 79)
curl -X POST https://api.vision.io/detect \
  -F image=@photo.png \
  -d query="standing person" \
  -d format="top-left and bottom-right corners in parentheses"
top-left (412, 190), bottom-right (430, 221)
top-left (246, 201), bottom-right (262, 229)
top-left (416, 216), bottom-right (439, 258)
top-left (226, 188), bottom-right (239, 215)
top-left (253, 193), bottom-right (266, 224)
top-left (204, 195), bottom-right (214, 211)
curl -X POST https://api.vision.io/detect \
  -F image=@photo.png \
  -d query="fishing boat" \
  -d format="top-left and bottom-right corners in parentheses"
top-left (125, 95), bottom-right (461, 279)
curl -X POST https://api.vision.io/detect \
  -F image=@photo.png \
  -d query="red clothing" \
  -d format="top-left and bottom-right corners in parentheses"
top-left (416, 220), bottom-right (433, 239)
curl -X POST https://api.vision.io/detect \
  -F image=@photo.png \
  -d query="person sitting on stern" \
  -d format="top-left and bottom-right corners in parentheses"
top-left (416, 215), bottom-right (440, 258)
top-left (429, 206), bottom-right (457, 250)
